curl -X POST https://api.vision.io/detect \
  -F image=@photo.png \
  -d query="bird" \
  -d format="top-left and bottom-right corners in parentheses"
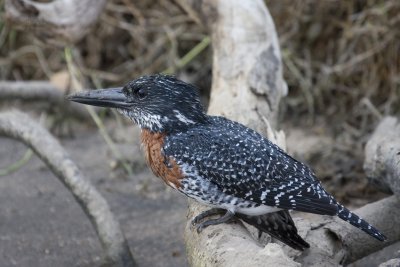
top-left (68, 74), bottom-right (386, 250)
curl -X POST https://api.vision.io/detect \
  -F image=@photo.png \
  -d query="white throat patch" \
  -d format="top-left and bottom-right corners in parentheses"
top-left (117, 109), bottom-right (163, 130)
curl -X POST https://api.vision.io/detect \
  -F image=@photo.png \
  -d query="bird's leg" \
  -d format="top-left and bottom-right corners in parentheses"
top-left (191, 208), bottom-right (226, 225)
top-left (194, 209), bottom-right (235, 233)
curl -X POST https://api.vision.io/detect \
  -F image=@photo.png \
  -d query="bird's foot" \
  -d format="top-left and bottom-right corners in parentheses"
top-left (191, 209), bottom-right (235, 233)
top-left (191, 208), bottom-right (225, 225)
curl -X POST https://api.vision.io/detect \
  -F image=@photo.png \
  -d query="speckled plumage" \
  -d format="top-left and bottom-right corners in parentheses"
top-left (163, 115), bottom-right (385, 241)
top-left (68, 74), bottom-right (387, 251)
top-left (164, 116), bottom-right (333, 213)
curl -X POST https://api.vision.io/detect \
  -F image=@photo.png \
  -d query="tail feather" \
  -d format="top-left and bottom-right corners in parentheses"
top-left (236, 211), bottom-right (310, 251)
top-left (337, 203), bottom-right (387, 241)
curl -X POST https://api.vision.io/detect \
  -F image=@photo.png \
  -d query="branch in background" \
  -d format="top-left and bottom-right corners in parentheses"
top-left (0, 81), bottom-right (92, 119)
top-left (0, 81), bottom-right (63, 101)
top-left (0, 110), bottom-right (136, 267)
top-left (4, 0), bottom-right (107, 44)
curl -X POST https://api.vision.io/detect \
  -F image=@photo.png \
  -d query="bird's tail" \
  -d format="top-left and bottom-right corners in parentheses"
top-left (336, 203), bottom-right (386, 241)
top-left (236, 211), bottom-right (310, 251)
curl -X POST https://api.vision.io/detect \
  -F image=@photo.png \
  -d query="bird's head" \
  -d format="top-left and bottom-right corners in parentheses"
top-left (68, 74), bottom-right (208, 133)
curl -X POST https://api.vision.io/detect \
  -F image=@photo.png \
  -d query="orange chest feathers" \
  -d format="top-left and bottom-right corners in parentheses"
top-left (140, 129), bottom-right (183, 189)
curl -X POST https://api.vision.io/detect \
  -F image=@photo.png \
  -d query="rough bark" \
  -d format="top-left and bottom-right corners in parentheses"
top-left (379, 258), bottom-right (400, 267)
top-left (0, 110), bottom-right (136, 267)
top-left (4, 0), bottom-right (107, 44)
top-left (185, 200), bottom-right (300, 267)
top-left (364, 117), bottom-right (400, 195)
top-left (298, 195), bottom-right (400, 265)
top-left (0, 81), bottom-right (65, 101)
top-left (182, 1), bottom-right (398, 266)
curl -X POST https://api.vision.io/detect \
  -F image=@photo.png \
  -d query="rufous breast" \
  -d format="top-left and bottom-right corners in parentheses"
top-left (140, 129), bottom-right (183, 189)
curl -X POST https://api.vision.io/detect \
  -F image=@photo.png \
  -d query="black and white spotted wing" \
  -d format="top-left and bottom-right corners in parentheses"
top-left (163, 116), bottom-right (338, 216)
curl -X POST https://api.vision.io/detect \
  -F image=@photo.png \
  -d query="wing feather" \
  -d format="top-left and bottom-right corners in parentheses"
top-left (164, 116), bottom-right (337, 215)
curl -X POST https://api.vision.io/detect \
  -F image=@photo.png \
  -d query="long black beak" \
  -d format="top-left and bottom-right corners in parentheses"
top-left (67, 88), bottom-right (131, 109)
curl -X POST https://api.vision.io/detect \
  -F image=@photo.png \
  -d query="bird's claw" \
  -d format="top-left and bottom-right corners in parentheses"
top-left (191, 208), bottom-right (224, 227)
top-left (191, 216), bottom-right (201, 226)
top-left (191, 209), bottom-right (235, 234)
top-left (190, 218), bottom-right (206, 233)
top-left (196, 223), bottom-right (206, 233)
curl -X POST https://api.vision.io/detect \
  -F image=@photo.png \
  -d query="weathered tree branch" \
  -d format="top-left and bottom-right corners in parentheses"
top-left (186, 194), bottom-right (400, 266)
top-left (185, 200), bottom-right (301, 267)
top-left (298, 195), bottom-right (400, 265)
top-left (379, 258), bottom-right (400, 267)
top-left (364, 117), bottom-right (400, 195)
top-left (5, 0), bottom-right (107, 44)
top-left (0, 81), bottom-right (96, 118)
top-left (0, 81), bottom-right (65, 101)
top-left (0, 110), bottom-right (136, 267)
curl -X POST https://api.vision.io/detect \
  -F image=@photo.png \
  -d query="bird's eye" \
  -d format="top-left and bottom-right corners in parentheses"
top-left (134, 88), bottom-right (147, 99)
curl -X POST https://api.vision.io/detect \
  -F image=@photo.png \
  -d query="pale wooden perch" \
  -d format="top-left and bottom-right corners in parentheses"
top-left (0, 110), bottom-right (136, 267)
top-left (298, 195), bottom-right (400, 265)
